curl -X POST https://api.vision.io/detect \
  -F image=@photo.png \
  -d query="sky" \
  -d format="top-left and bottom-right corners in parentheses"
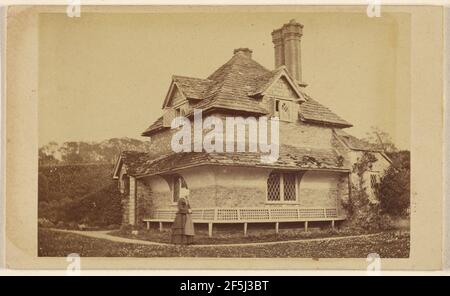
top-left (39, 9), bottom-right (410, 149)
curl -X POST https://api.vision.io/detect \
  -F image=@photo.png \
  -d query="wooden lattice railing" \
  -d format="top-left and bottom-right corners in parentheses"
top-left (149, 207), bottom-right (342, 222)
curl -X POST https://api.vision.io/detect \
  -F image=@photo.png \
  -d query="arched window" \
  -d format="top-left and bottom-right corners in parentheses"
top-left (267, 171), bottom-right (297, 202)
top-left (171, 175), bottom-right (188, 203)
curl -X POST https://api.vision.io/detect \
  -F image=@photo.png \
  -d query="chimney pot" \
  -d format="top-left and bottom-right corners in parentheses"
top-left (271, 20), bottom-right (305, 85)
top-left (233, 48), bottom-right (253, 59)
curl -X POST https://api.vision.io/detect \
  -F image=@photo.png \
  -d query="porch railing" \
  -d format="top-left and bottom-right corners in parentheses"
top-left (148, 207), bottom-right (342, 222)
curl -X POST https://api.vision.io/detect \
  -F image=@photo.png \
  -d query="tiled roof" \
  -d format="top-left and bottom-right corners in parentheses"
top-left (141, 116), bottom-right (164, 137)
top-left (172, 75), bottom-right (212, 100)
top-left (186, 97), bottom-right (268, 117)
top-left (183, 52), bottom-right (272, 117)
top-left (250, 68), bottom-right (284, 96)
top-left (205, 52), bottom-right (272, 101)
top-left (333, 129), bottom-right (382, 152)
top-left (120, 145), bottom-right (349, 178)
top-left (299, 93), bottom-right (352, 127)
top-left (143, 52), bottom-right (352, 136)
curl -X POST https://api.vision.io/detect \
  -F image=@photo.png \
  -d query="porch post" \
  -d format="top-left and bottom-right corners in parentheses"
top-left (304, 221), bottom-right (308, 232)
top-left (331, 220), bottom-right (335, 229)
top-left (244, 222), bottom-right (248, 237)
top-left (146, 221), bottom-right (150, 230)
top-left (159, 222), bottom-right (163, 232)
top-left (208, 222), bottom-right (213, 237)
top-left (275, 222), bottom-right (279, 234)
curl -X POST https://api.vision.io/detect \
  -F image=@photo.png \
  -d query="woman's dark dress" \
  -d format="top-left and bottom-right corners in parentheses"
top-left (171, 198), bottom-right (194, 245)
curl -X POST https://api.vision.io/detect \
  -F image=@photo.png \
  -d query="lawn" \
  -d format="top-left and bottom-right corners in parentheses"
top-left (38, 228), bottom-right (409, 258)
top-left (109, 226), bottom-right (378, 245)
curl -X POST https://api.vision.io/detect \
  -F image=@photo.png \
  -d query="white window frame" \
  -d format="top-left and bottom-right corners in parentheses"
top-left (171, 175), bottom-right (187, 204)
top-left (172, 101), bottom-right (188, 118)
top-left (266, 171), bottom-right (298, 204)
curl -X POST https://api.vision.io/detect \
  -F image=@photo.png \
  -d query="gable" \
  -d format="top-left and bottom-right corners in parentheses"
top-left (162, 82), bottom-right (188, 109)
top-left (167, 85), bottom-right (186, 107)
top-left (112, 156), bottom-right (124, 179)
top-left (266, 76), bottom-right (300, 99)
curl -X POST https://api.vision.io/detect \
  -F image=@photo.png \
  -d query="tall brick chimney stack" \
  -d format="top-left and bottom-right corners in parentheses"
top-left (271, 19), bottom-right (305, 86)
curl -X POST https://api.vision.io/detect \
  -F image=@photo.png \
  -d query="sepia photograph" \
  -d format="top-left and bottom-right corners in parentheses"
top-left (3, 4), bottom-right (446, 272)
top-left (36, 8), bottom-right (410, 258)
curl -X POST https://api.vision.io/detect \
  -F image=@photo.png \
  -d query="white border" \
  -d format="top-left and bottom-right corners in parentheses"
top-left (0, 6), bottom-right (6, 270)
top-left (0, 0), bottom-right (448, 275)
top-left (444, 5), bottom-right (450, 271)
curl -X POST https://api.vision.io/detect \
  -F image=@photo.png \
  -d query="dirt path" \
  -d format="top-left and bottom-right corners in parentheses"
top-left (50, 228), bottom-right (382, 248)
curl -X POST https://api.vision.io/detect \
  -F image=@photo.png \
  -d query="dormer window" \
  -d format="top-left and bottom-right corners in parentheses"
top-left (273, 99), bottom-right (295, 122)
top-left (275, 100), bottom-right (280, 113)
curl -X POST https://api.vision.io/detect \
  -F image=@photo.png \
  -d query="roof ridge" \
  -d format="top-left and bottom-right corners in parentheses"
top-left (172, 74), bottom-right (212, 82)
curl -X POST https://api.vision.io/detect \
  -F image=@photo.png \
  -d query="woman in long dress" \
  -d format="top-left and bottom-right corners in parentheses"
top-left (171, 197), bottom-right (195, 245)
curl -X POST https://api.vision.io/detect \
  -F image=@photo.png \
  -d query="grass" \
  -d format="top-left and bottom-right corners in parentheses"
top-left (109, 226), bottom-right (378, 245)
top-left (38, 228), bottom-right (410, 258)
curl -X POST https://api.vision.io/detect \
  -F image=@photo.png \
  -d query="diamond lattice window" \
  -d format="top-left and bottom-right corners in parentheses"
top-left (283, 173), bottom-right (297, 201)
top-left (267, 172), bottom-right (281, 201)
top-left (267, 171), bottom-right (297, 202)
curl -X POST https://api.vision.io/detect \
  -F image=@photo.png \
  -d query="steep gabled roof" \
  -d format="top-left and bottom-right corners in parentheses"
top-left (161, 76), bottom-right (213, 108)
top-left (144, 51), bottom-right (352, 136)
top-left (249, 66), bottom-right (305, 101)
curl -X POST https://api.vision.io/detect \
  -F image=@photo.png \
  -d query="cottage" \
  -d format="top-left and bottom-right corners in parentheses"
top-left (113, 20), bottom-right (391, 236)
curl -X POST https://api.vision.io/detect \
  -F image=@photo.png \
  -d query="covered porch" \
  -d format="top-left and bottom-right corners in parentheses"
top-left (143, 206), bottom-right (346, 237)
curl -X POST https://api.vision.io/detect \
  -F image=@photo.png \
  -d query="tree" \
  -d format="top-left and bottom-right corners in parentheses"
top-left (59, 142), bottom-right (84, 163)
top-left (362, 128), bottom-right (410, 218)
top-left (38, 173), bottom-right (49, 201)
top-left (363, 126), bottom-right (398, 154)
top-left (376, 151), bottom-right (410, 217)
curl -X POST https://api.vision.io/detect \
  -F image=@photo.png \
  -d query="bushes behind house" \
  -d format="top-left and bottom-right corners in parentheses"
top-left (38, 163), bottom-right (123, 228)
top-left (342, 151), bottom-right (410, 231)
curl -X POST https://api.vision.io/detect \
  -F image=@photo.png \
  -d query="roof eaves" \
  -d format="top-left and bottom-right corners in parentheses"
top-left (301, 117), bottom-right (353, 128)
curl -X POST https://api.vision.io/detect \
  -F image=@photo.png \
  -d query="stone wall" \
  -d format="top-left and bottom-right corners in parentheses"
top-left (214, 166), bottom-right (270, 207)
top-left (148, 110), bottom-right (335, 155)
top-left (298, 171), bottom-right (344, 209)
top-left (279, 121), bottom-right (332, 150)
top-left (126, 165), bottom-right (347, 224)
top-left (147, 128), bottom-right (177, 157)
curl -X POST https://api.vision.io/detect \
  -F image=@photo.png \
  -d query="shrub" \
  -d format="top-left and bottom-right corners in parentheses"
top-left (56, 221), bottom-right (66, 229)
top-left (62, 183), bottom-right (123, 227)
top-left (343, 151), bottom-right (409, 231)
top-left (342, 152), bottom-right (385, 231)
top-left (377, 151), bottom-right (410, 217)
top-left (120, 224), bottom-right (133, 232)
top-left (38, 218), bottom-right (54, 228)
